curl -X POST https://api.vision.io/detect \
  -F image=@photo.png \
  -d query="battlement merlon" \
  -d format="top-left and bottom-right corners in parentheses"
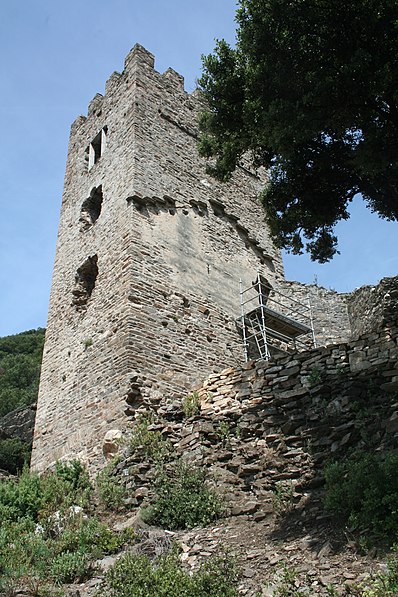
top-left (124, 43), bottom-right (155, 71)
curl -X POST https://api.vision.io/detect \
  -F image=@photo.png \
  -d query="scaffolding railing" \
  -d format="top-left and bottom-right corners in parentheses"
top-left (238, 275), bottom-right (316, 362)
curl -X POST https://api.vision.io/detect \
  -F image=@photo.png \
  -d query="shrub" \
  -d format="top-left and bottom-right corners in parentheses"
top-left (0, 437), bottom-right (31, 474)
top-left (40, 460), bottom-right (92, 517)
top-left (182, 391), bottom-right (201, 417)
top-left (50, 550), bottom-right (92, 584)
top-left (0, 460), bottom-right (92, 524)
top-left (215, 421), bottom-right (239, 448)
top-left (0, 519), bottom-right (51, 591)
top-left (324, 450), bottom-right (398, 543)
top-left (0, 467), bottom-right (44, 521)
top-left (142, 461), bottom-right (223, 529)
top-left (54, 459), bottom-right (91, 494)
top-left (0, 511), bottom-right (126, 592)
top-left (308, 365), bottom-right (322, 386)
top-left (129, 414), bottom-right (172, 463)
top-left (352, 547), bottom-right (398, 595)
top-left (96, 460), bottom-right (125, 510)
top-left (0, 461), bottom-right (131, 594)
top-left (100, 548), bottom-right (238, 597)
top-left (55, 516), bottom-right (131, 558)
top-left (272, 480), bottom-right (295, 514)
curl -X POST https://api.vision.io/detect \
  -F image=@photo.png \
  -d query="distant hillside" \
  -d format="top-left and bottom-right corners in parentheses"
top-left (0, 328), bottom-right (45, 417)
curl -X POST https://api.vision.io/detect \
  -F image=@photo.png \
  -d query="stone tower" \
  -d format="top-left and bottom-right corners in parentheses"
top-left (31, 45), bottom-right (284, 471)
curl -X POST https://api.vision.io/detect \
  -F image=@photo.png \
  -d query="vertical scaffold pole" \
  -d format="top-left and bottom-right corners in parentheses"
top-left (307, 291), bottom-right (317, 348)
top-left (239, 278), bottom-right (249, 362)
top-left (257, 274), bottom-right (270, 360)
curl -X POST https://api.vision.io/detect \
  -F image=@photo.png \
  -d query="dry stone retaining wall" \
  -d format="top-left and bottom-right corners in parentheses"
top-left (348, 275), bottom-right (398, 338)
top-left (115, 308), bottom-right (398, 517)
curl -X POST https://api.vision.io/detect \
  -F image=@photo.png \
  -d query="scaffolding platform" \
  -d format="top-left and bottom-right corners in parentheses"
top-left (238, 275), bottom-right (316, 361)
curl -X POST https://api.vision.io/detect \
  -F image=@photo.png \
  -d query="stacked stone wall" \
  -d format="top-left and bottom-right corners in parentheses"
top-left (348, 276), bottom-right (398, 338)
top-left (114, 308), bottom-right (398, 517)
top-left (280, 281), bottom-right (350, 347)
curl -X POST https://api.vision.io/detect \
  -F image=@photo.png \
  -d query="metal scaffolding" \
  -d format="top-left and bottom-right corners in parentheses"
top-left (238, 274), bottom-right (316, 362)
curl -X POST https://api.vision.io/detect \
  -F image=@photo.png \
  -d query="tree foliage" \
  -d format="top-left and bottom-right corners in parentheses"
top-left (0, 438), bottom-right (31, 475)
top-left (199, 0), bottom-right (398, 261)
top-left (0, 328), bottom-right (45, 417)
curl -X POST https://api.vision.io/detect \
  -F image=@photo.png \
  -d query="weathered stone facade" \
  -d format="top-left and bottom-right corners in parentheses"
top-left (280, 280), bottom-right (350, 347)
top-left (347, 275), bottom-right (398, 338)
top-left (32, 45), bottom-right (287, 471)
top-left (115, 291), bottom-right (398, 515)
top-left (32, 44), bottom-right (392, 472)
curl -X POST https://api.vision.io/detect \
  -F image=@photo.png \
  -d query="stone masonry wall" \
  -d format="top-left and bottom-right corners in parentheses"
top-left (280, 281), bottom-right (350, 347)
top-left (110, 301), bottom-right (398, 526)
top-left (348, 276), bottom-right (398, 338)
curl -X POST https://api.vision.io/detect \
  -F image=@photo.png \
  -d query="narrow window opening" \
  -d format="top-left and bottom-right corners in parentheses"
top-left (80, 186), bottom-right (103, 230)
top-left (88, 126), bottom-right (107, 170)
top-left (72, 255), bottom-right (98, 310)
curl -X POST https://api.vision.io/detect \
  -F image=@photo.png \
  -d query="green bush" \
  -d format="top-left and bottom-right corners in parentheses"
top-left (54, 459), bottom-right (90, 492)
top-left (100, 549), bottom-right (238, 597)
top-left (0, 516), bottom-right (129, 593)
top-left (351, 547), bottom-right (398, 595)
top-left (0, 460), bottom-right (136, 594)
top-left (0, 502), bottom-right (127, 592)
top-left (308, 365), bottom-right (322, 387)
top-left (0, 519), bottom-right (51, 590)
top-left (324, 451), bottom-right (398, 543)
top-left (50, 550), bottom-right (92, 584)
top-left (142, 461), bottom-right (223, 530)
top-left (0, 467), bottom-right (44, 521)
top-left (0, 460), bottom-right (91, 524)
top-left (39, 460), bottom-right (92, 517)
top-left (0, 437), bottom-right (31, 474)
top-left (182, 391), bottom-right (201, 417)
top-left (96, 460), bottom-right (125, 510)
top-left (55, 516), bottom-right (131, 558)
top-left (272, 480), bottom-right (295, 514)
top-left (129, 414), bottom-right (172, 463)
top-left (215, 421), bottom-right (232, 447)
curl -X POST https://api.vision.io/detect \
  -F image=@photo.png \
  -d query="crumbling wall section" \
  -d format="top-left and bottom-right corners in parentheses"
top-left (280, 280), bottom-right (350, 347)
top-left (348, 276), bottom-right (398, 338)
top-left (111, 305), bottom-right (398, 521)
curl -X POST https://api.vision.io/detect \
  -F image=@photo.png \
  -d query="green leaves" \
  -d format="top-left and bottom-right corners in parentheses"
top-left (0, 438), bottom-right (30, 474)
top-left (199, 0), bottom-right (398, 261)
top-left (0, 328), bottom-right (45, 417)
top-left (141, 461), bottom-right (224, 530)
top-left (101, 549), bottom-right (238, 597)
top-left (324, 450), bottom-right (398, 543)
top-left (0, 462), bottom-right (131, 593)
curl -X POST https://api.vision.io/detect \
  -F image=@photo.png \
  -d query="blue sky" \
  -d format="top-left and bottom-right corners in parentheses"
top-left (0, 0), bottom-right (397, 337)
